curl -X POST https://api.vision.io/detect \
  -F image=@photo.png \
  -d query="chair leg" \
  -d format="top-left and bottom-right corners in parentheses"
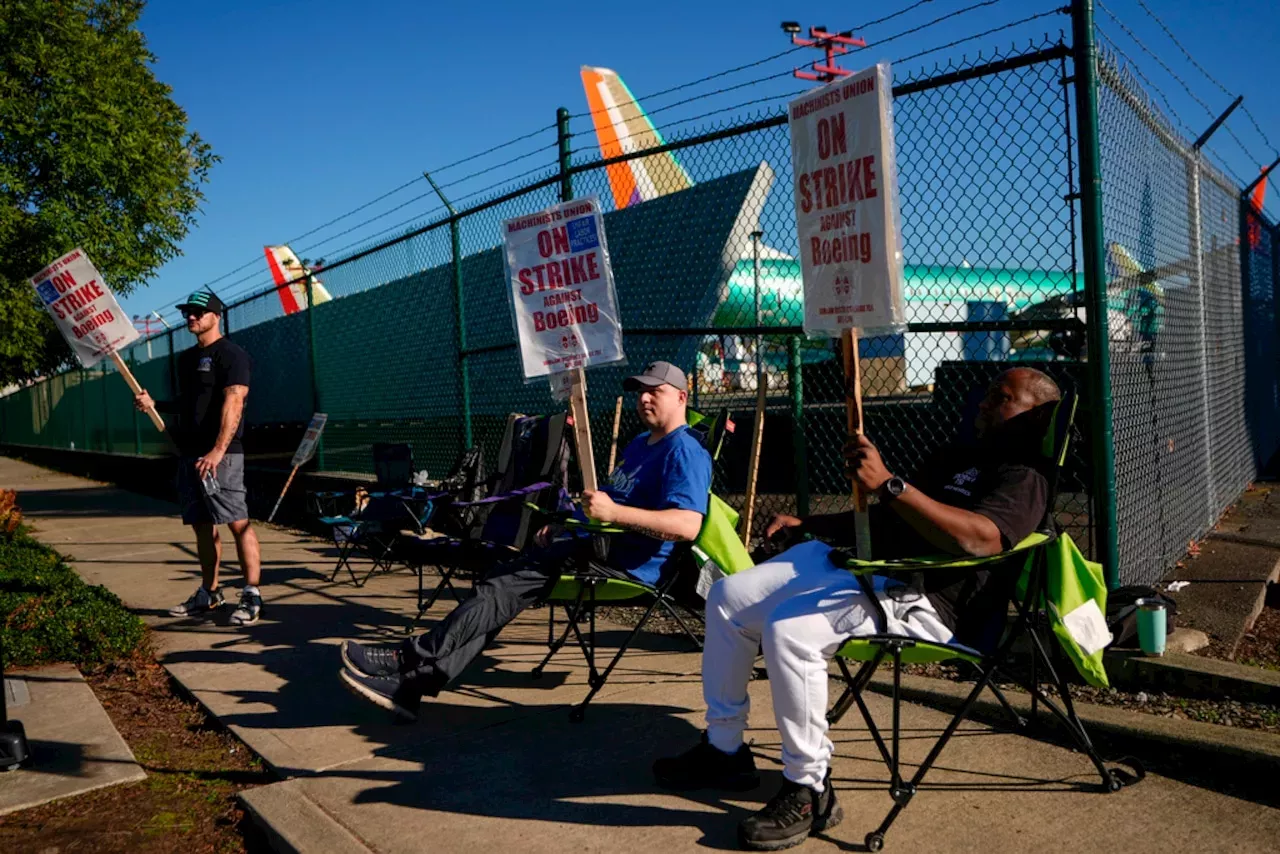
top-left (533, 586), bottom-right (588, 677)
top-left (656, 596), bottom-right (703, 650)
top-left (984, 676), bottom-right (1028, 730)
top-left (416, 565), bottom-right (458, 619)
top-left (864, 646), bottom-right (1004, 848)
top-left (1019, 624), bottom-right (1116, 787)
top-left (329, 539), bottom-right (360, 585)
top-left (828, 655), bottom-right (881, 726)
top-left (569, 583), bottom-right (665, 723)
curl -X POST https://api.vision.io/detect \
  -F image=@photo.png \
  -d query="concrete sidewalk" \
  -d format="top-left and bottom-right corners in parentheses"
top-left (4, 455), bottom-right (1279, 853)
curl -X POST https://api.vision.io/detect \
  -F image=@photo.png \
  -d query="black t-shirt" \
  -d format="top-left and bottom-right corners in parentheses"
top-left (174, 338), bottom-right (252, 455)
top-left (834, 442), bottom-right (1048, 648)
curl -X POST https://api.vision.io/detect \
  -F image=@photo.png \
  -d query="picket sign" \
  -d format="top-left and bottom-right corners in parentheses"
top-left (267, 413), bottom-right (328, 523)
top-left (503, 197), bottom-right (624, 495)
top-left (28, 248), bottom-right (166, 434)
top-left (788, 62), bottom-right (906, 559)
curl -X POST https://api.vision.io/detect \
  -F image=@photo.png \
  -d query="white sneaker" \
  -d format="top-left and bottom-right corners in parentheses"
top-left (169, 586), bottom-right (225, 617)
top-left (229, 588), bottom-right (262, 626)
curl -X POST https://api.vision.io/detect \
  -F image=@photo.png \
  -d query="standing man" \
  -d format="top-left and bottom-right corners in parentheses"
top-left (134, 290), bottom-right (263, 626)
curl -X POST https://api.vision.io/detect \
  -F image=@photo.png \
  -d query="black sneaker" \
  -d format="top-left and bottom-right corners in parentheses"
top-left (339, 669), bottom-right (421, 722)
top-left (738, 772), bottom-right (843, 851)
top-left (169, 586), bottom-right (225, 617)
top-left (341, 639), bottom-right (404, 678)
top-left (653, 732), bottom-right (760, 792)
top-left (229, 588), bottom-right (262, 626)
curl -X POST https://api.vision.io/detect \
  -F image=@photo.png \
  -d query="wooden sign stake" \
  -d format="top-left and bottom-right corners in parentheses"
top-left (740, 380), bottom-right (768, 546)
top-left (110, 351), bottom-right (165, 433)
top-left (568, 368), bottom-right (597, 492)
top-left (842, 329), bottom-right (872, 559)
top-left (607, 395), bottom-right (623, 474)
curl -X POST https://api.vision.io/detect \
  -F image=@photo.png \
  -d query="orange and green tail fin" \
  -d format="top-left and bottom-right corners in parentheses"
top-left (580, 66), bottom-right (693, 209)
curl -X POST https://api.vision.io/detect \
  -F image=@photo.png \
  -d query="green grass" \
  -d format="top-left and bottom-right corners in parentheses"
top-left (0, 526), bottom-right (145, 666)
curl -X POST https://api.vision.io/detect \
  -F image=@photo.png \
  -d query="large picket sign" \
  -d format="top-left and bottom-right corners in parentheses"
top-left (788, 62), bottom-right (905, 335)
top-left (28, 248), bottom-right (138, 367)
top-left (502, 197), bottom-right (625, 380)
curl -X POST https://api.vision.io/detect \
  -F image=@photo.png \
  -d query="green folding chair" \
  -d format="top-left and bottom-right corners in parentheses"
top-left (825, 389), bottom-right (1144, 851)
top-left (533, 409), bottom-right (754, 722)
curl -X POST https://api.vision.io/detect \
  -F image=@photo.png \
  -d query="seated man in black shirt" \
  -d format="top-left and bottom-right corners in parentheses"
top-left (653, 367), bottom-right (1060, 852)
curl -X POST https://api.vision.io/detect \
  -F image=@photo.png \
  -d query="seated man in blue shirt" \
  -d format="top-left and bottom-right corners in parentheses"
top-left (340, 361), bottom-right (712, 720)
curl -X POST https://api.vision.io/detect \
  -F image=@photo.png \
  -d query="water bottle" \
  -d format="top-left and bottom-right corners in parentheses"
top-left (201, 470), bottom-right (220, 496)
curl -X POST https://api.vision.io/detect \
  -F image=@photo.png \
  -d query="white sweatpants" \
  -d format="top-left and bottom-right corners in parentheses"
top-left (703, 540), bottom-right (953, 790)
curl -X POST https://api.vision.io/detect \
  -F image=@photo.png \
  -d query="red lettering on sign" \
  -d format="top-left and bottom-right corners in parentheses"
top-left (817, 114), bottom-right (847, 161)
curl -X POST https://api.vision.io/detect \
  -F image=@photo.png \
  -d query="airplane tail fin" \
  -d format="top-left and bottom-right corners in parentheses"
top-left (264, 246), bottom-right (333, 314)
top-left (1107, 242), bottom-right (1144, 282)
top-left (580, 66), bottom-right (693, 209)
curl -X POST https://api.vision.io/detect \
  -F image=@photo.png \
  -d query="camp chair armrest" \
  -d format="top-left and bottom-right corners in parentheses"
top-left (522, 502), bottom-right (627, 535)
top-left (563, 518), bottom-right (627, 535)
top-left (453, 481), bottom-right (552, 508)
top-left (834, 532), bottom-right (1054, 576)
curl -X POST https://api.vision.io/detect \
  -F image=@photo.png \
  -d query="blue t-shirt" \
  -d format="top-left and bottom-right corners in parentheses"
top-left (598, 425), bottom-right (712, 584)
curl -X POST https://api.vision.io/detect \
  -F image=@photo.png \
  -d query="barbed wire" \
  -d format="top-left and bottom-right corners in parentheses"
top-left (890, 7), bottom-right (1066, 66)
top-left (1130, 0), bottom-right (1275, 154)
top-left (1096, 29), bottom-right (1197, 137)
top-left (1097, 2), bottom-right (1261, 173)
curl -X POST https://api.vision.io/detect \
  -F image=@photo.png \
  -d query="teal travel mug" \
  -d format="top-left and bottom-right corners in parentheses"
top-left (1136, 598), bottom-right (1167, 656)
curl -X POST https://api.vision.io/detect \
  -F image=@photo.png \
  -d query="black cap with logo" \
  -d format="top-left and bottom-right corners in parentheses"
top-left (176, 290), bottom-right (227, 316)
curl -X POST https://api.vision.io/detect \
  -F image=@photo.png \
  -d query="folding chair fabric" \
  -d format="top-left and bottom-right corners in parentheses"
top-left (824, 388), bottom-right (1141, 851)
top-left (401, 412), bottom-right (572, 621)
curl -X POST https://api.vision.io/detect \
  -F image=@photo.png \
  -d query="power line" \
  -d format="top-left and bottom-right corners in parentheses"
top-left (282, 175), bottom-right (425, 246)
top-left (576, 0), bottom-right (1017, 153)
top-left (569, 0), bottom-right (941, 123)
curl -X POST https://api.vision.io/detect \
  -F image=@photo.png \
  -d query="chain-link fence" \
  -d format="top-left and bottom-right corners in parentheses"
top-left (1096, 48), bottom-right (1272, 585)
top-left (2, 4), bottom-right (1277, 588)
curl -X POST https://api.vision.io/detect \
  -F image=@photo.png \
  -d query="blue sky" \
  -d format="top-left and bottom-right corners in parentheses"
top-left (122, 0), bottom-right (1280, 322)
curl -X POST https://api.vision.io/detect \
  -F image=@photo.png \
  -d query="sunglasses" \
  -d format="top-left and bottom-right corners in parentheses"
top-left (183, 308), bottom-right (211, 319)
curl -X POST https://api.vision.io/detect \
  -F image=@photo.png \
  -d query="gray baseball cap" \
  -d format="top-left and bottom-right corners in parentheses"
top-left (623, 361), bottom-right (688, 392)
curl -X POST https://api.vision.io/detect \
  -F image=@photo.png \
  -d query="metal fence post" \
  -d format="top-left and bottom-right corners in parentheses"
top-left (129, 349), bottom-right (142, 455)
top-left (80, 367), bottom-right (89, 450)
top-left (557, 107), bottom-right (573, 203)
top-left (1072, 0), bottom-right (1120, 587)
top-left (1273, 225), bottom-right (1280, 352)
top-left (1186, 156), bottom-right (1214, 528)
top-left (305, 275), bottom-right (325, 469)
top-left (788, 336), bottom-right (810, 518)
top-left (166, 329), bottom-right (177, 400)
top-left (425, 170), bottom-right (472, 450)
top-left (101, 362), bottom-right (111, 453)
top-left (454, 220), bottom-right (472, 449)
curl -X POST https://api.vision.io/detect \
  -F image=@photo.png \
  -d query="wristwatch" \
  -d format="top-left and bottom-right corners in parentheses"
top-left (879, 476), bottom-right (907, 502)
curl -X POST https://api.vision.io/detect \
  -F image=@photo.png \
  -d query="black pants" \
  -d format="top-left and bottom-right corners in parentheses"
top-left (400, 537), bottom-right (627, 695)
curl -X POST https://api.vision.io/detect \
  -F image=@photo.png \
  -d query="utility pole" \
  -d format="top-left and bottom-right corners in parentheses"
top-left (781, 22), bottom-right (865, 81)
top-left (132, 314), bottom-right (168, 360)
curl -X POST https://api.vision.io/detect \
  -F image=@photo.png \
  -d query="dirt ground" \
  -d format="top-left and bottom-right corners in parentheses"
top-left (0, 642), bottom-right (275, 854)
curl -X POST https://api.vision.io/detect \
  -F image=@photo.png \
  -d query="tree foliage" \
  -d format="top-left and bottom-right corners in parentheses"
top-left (0, 0), bottom-right (216, 384)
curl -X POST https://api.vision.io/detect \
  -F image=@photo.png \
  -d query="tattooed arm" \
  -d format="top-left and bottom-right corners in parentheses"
top-left (581, 490), bottom-right (703, 542)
